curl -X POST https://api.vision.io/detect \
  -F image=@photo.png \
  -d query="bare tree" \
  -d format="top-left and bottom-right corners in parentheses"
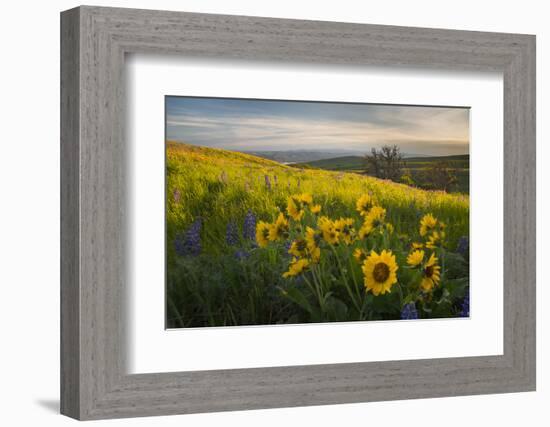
top-left (422, 161), bottom-right (458, 192)
top-left (364, 145), bottom-right (405, 181)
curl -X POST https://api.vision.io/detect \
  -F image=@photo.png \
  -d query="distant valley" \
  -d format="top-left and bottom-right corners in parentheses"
top-left (239, 150), bottom-right (433, 164)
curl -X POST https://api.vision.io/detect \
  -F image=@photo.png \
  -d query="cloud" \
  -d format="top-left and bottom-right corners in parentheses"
top-left (166, 98), bottom-right (469, 155)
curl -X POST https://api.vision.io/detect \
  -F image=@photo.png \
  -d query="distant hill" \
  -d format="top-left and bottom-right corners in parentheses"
top-left (294, 156), bottom-right (365, 171)
top-left (238, 150), bottom-right (361, 164)
top-left (293, 153), bottom-right (470, 193)
top-left (237, 150), bottom-right (438, 164)
top-left (405, 154), bottom-right (469, 163)
top-left (294, 154), bottom-right (469, 171)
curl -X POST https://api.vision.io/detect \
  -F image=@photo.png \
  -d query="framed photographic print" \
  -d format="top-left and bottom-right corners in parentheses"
top-left (61, 6), bottom-right (536, 420)
top-left (164, 96), bottom-right (471, 329)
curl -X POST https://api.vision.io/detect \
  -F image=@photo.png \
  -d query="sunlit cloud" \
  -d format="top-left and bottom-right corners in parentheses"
top-left (166, 97), bottom-right (469, 156)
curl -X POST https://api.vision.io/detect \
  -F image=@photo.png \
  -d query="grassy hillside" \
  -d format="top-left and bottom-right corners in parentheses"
top-left (166, 141), bottom-right (470, 327)
top-left (295, 155), bottom-right (364, 171)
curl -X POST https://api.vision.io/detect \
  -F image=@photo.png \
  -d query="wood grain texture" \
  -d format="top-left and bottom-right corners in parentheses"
top-left (60, 7), bottom-right (80, 419)
top-left (60, 6), bottom-right (536, 420)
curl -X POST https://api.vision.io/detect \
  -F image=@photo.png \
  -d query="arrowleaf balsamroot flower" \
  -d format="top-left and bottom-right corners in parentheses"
top-left (356, 194), bottom-right (375, 216)
top-left (298, 193), bottom-right (313, 206)
top-left (426, 230), bottom-right (445, 249)
top-left (287, 193), bottom-right (314, 220)
top-left (411, 242), bottom-right (424, 250)
top-left (353, 248), bottom-right (367, 263)
top-left (288, 238), bottom-right (308, 258)
top-left (305, 226), bottom-right (322, 259)
top-left (292, 236), bottom-right (321, 264)
top-left (366, 206), bottom-right (386, 227)
top-left (282, 258), bottom-right (310, 278)
top-left (407, 250), bottom-right (424, 267)
top-left (255, 221), bottom-right (271, 248)
top-left (358, 206), bottom-right (386, 239)
top-left (361, 250), bottom-right (398, 296)
top-left (334, 217), bottom-right (356, 245)
top-left (287, 195), bottom-right (305, 221)
top-left (358, 221), bottom-right (373, 239)
top-left (420, 252), bottom-right (441, 292)
top-left (268, 213), bottom-right (290, 241)
top-left (419, 213), bottom-right (438, 237)
top-left (318, 216), bottom-right (339, 245)
top-left (310, 204), bottom-right (321, 214)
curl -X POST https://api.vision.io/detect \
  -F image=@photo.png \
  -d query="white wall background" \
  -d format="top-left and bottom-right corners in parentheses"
top-left (0, 0), bottom-right (546, 425)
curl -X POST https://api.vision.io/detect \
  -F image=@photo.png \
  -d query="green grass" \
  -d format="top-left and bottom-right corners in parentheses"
top-left (166, 141), bottom-right (470, 328)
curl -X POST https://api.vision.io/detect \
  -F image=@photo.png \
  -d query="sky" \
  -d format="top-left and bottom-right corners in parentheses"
top-left (166, 96), bottom-right (469, 156)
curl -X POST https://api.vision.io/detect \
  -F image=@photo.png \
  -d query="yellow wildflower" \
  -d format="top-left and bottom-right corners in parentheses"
top-left (288, 239), bottom-right (308, 258)
top-left (361, 250), bottom-right (399, 296)
top-left (287, 193), bottom-right (315, 220)
top-left (411, 242), bottom-right (424, 250)
top-left (283, 258), bottom-right (310, 278)
top-left (353, 248), bottom-right (367, 263)
top-left (334, 217), bottom-right (356, 245)
top-left (309, 245), bottom-right (321, 263)
top-left (298, 193), bottom-right (313, 206)
top-left (287, 195), bottom-right (304, 221)
top-left (366, 206), bottom-right (386, 227)
top-left (256, 221), bottom-right (271, 248)
top-left (268, 213), bottom-right (289, 241)
top-left (426, 230), bottom-right (445, 249)
top-left (407, 250), bottom-right (424, 267)
top-left (310, 204), bottom-right (321, 214)
top-left (420, 253), bottom-right (441, 291)
top-left (318, 216), bottom-right (339, 245)
top-left (358, 221), bottom-right (374, 239)
top-left (356, 194), bottom-right (375, 216)
top-left (305, 226), bottom-right (321, 252)
top-left (419, 213), bottom-right (438, 237)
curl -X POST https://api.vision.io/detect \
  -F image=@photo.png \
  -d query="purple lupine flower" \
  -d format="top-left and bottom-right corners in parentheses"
top-left (401, 302), bottom-right (419, 320)
top-left (243, 210), bottom-right (257, 241)
top-left (264, 175), bottom-right (271, 190)
top-left (460, 294), bottom-right (470, 317)
top-left (283, 240), bottom-right (292, 255)
top-left (273, 175), bottom-right (278, 185)
top-left (174, 218), bottom-right (202, 256)
top-left (225, 221), bottom-right (239, 246)
top-left (234, 249), bottom-right (250, 261)
top-left (456, 236), bottom-right (469, 258)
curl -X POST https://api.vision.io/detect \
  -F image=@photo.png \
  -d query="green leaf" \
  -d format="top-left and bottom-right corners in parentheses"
top-left (280, 286), bottom-right (314, 315)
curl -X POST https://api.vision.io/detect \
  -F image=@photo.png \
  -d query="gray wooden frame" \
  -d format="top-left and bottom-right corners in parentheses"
top-left (60, 5), bottom-right (536, 420)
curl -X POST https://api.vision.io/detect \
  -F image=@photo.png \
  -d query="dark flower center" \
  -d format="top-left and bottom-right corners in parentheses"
top-left (373, 262), bottom-right (390, 283)
top-left (296, 240), bottom-right (307, 251)
top-left (425, 265), bottom-right (434, 278)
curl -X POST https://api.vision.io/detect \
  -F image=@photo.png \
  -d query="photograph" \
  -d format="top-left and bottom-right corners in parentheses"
top-left (165, 96), bottom-right (470, 328)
